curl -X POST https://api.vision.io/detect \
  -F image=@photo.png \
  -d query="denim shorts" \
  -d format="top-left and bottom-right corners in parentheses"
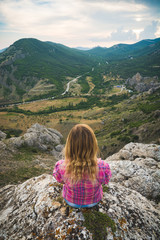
top-left (64, 198), bottom-right (98, 208)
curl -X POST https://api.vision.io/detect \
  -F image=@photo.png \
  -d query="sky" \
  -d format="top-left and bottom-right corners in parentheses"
top-left (0, 0), bottom-right (160, 49)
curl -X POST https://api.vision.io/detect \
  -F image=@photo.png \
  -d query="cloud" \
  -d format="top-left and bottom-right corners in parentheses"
top-left (106, 28), bottom-right (137, 42)
top-left (90, 28), bottom-right (137, 43)
top-left (0, 0), bottom-right (160, 49)
top-left (139, 21), bottom-right (159, 39)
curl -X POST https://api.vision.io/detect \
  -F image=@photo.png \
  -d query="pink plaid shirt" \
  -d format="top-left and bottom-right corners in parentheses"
top-left (53, 159), bottom-right (112, 205)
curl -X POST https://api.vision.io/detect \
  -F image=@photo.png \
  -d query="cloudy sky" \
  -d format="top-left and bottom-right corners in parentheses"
top-left (0, 0), bottom-right (160, 49)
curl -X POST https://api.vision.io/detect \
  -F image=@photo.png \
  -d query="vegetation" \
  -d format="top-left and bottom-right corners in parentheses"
top-left (83, 209), bottom-right (116, 240)
top-left (0, 37), bottom-right (160, 103)
top-left (0, 145), bottom-right (55, 187)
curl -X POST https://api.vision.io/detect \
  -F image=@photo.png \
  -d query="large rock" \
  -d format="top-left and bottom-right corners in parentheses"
top-left (0, 130), bottom-right (6, 140)
top-left (0, 142), bottom-right (160, 239)
top-left (0, 174), bottom-right (159, 240)
top-left (106, 143), bottom-right (160, 200)
top-left (7, 123), bottom-right (64, 158)
top-left (125, 73), bottom-right (160, 92)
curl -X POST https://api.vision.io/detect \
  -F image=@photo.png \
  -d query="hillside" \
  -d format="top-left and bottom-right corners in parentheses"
top-left (0, 37), bottom-right (160, 104)
top-left (0, 38), bottom-right (96, 103)
top-left (87, 38), bottom-right (160, 59)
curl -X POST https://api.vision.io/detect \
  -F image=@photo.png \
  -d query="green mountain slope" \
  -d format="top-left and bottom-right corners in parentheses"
top-left (0, 37), bottom-right (160, 104)
top-left (87, 38), bottom-right (160, 60)
top-left (0, 38), bottom-right (96, 103)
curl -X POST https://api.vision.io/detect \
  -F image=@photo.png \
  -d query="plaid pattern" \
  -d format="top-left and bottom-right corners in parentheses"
top-left (53, 159), bottom-right (112, 205)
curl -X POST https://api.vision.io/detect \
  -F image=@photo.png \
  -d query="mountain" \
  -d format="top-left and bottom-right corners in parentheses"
top-left (0, 38), bottom-right (96, 103)
top-left (87, 38), bottom-right (160, 82)
top-left (0, 37), bottom-right (160, 104)
top-left (0, 48), bottom-right (7, 53)
top-left (75, 47), bottom-right (91, 51)
top-left (87, 38), bottom-right (160, 59)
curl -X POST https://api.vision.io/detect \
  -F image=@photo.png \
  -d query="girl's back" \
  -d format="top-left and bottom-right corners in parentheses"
top-left (53, 124), bottom-right (111, 208)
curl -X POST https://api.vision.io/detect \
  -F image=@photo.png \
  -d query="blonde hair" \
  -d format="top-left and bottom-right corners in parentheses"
top-left (64, 124), bottom-right (98, 183)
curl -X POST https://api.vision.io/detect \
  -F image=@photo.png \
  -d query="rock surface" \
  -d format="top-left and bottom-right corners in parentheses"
top-left (0, 174), bottom-right (159, 240)
top-left (0, 130), bottom-right (6, 140)
top-left (125, 73), bottom-right (160, 92)
top-left (106, 142), bottom-right (160, 200)
top-left (7, 123), bottom-right (64, 159)
top-left (0, 142), bottom-right (160, 239)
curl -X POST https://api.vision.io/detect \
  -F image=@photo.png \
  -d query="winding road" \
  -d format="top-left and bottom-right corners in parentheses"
top-left (61, 75), bottom-right (81, 95)
top-left (0, 75), bottom-right (83, 108)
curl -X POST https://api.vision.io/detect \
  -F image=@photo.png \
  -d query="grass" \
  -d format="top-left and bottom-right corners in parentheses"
top-left (13, 145), bottom-right (38, 162)
top-left (18, 97), bottom-right (86, 112)
top-left (0, 166), bottom-right (45, 186)
top-left (0, 145), bottom-right (56, 187)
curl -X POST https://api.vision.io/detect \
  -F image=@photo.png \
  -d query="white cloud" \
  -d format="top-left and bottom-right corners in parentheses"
top-left (0, 0), bottom-right (160, 48)
top-left (139, 21), bottom-right (159, 39)
top-left (108, 28), bottom-right (137, 41)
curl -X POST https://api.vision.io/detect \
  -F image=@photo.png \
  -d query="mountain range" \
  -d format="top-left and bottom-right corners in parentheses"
top-left (0, 37), bottom-right (160, 103)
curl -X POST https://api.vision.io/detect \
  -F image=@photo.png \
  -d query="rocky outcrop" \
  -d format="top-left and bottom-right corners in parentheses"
top-left (125, 73), bottom-right (160, 92)
top-left (0, 130), bottom-right (6, 140)
top-left (107, 142), bottom-right (160, 201)
top-left (0, 174), bottom-right (159, 240)
top-left (0, 142), bottom-right (160, 239)
top-left (7, 123), bottom-right (64, 158)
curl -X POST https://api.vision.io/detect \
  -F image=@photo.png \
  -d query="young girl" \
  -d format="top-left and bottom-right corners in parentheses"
top-left (53, 124), bottom-right (111, 208)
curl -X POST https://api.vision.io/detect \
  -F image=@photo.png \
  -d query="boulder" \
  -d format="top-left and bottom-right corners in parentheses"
top-left (125, 73), bottom-right (160, 92)
top-left (0, 130), bottom-right (6, 140)
top-left (106, 143), bottom-right (160, 200)
top-left (0, 174), bottom-right (159, 240)
top-left (7, 123), bottom-right (63, 158)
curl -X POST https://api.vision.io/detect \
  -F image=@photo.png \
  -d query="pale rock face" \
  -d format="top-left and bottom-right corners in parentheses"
top-left (6, 123), bottom-right (63, 158)
top-left (0, 130), bottom-right (6, 140)
top-left (0, 174), bottom-right (159, 240)
top-left (106, 143), bottom-right (160, 200)
top-left (125, 73), bottom-right (160, 92)
top-left (0, 141), bottom-right (6, 151)
top-left (0, 142), bottom-right (160, 239)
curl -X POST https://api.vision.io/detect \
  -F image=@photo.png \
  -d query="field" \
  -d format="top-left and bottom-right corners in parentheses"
top-left (18, 97), bottom-right (87, 112)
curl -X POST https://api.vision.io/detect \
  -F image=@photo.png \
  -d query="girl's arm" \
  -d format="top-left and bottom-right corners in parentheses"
top-left (104, 162), bottom-right (112, 184)
top-left (53, 160), bottom-right (64, 184)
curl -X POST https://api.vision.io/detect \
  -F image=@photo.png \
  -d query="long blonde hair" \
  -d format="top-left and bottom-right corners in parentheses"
top-left (64, 124), bottom-right (98, 183)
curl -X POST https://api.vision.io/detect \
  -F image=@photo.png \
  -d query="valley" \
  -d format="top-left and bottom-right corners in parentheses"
top-left (0, 37), bottom-right (160, 186)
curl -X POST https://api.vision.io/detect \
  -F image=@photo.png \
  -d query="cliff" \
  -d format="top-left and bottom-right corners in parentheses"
top-left (0, 132), bottom-right (160, 239)
top-left (125, 73), bottom-right (160, 93)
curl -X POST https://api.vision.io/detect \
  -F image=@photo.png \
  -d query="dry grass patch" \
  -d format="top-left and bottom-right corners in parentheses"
top-left (86, 76), bottom-right (95, 94)
top-left (18, 97), bottom-right (86, 112)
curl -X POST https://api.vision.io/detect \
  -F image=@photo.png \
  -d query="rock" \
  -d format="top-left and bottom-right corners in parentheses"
top-left (106, 143), bottom-right (160, 200)
top-left (8, 136), bottom-right (24, 148)
top-left (0, 141), bottom-right (6, 151)
top-left (55, 144), bottom-right (64, 152)
top-left (0, 130), bottom-right (6, 140)
top-left (125, 73), bottom-right (160, 92)
top-left (107, 142), bottom-right (160, 161)
top-left (7, 123), bottom-right (63, 158)
top-left (0, 174), bottom-right (159, 240)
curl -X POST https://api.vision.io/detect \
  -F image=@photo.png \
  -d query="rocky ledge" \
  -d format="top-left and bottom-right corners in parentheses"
top-left (0, 142), bottom-right (160, 240)
top-left (0, 123), bottom-right (64, 159)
